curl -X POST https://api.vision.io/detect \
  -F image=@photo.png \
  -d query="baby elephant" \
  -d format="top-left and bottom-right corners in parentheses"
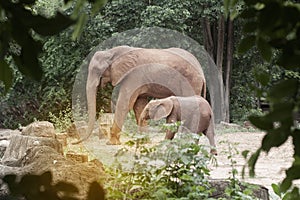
top-left (139, 96), bottom-right (217, 155)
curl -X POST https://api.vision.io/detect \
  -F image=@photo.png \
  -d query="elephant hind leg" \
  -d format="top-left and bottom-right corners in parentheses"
top-left (107, 122), bottom-right (121, 145)
top-left (133, 97), bottom-right (149, 126)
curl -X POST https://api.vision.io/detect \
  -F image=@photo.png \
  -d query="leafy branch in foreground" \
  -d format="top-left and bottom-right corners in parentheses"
top-left (3, 171), bottom-right (105, 200)
top-left (226, 0), bottom-right (300, 197)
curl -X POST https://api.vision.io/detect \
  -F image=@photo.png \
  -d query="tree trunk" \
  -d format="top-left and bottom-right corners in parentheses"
top-left (224, 19), bottom-right (234, 122)
top-left (216, 15), bottom-right (227, 122)
top-left (202, 17), bottom-right (214, 57)
top-left (202, 16), bottom-right (228, 123)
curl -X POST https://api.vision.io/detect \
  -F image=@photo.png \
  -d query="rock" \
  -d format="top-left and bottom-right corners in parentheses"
top-left (55, 132), bottom-right (68, 146)
top-left (243, 120), bottom-right (256, 129)
top-left (67, 121), bottom-right (103, 140)
top-left (99, 113), bottom-right (114, 139)
top-left (66, 121), bottom-right (85, 138)
top-left (66, 151), bottom-right (88, 163)
top-left (219, 121), bottom-right (241, 129)
top-left (0, 128), bottom-right (105, 199)
top-left (1, 135), bottom-right (62, 166)
top-left (0, 129), bottom-right (21, 163)
top-left (21, 121), bottom-right (56, 138)
top-left (209, 179), bottom-right (269, 200)
top-left (0, 146), bottom-right (104, 200)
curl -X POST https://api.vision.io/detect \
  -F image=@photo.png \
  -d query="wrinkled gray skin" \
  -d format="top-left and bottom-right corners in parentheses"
top-left (139, 96), bottom-right (217, 155)
top-left (73, 46), bottom-right (206, 145)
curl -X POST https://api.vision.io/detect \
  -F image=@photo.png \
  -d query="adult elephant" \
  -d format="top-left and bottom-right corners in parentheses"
top-left (73, 46), bottom-right (206, 144)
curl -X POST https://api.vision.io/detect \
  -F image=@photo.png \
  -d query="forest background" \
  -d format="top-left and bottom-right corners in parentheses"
top-left (0, 0), bottom-right (281, 128)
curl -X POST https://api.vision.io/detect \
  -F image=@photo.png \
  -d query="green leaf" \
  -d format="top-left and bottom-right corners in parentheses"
top-left (248, 115), bottom-right (273, 130)
top-left (281, 165), bottom-right (300, 192)
top-left (19, 0), bottom-right (36, 5)
top-left (257, 37), bottom-right (272, 61)
top-left (241, 150), bottom-right (250, 159)
top-left (240, 8), bottom-right (256, 18)
top-left (238, 35), bottom-right (256, 54)
top-left (13, 38), bottom-right (43, 81)
top-left (271, 183), bottom-right (281, 197)
top-left (72, 14), bottom-right (88, 40)
top-left (91, 0), bottom-right (108, 15)
top-left (269, 79), bottom-right (298, 100)
top-left (244, 0), bottom-right (257, 6)
top-left (243, 21), bottom-right (257, 33)
top-left (224, 0), bottom-right (230, 17)
top-left (254, 70), bottom-right (270, 86)
top-left (267, 103), bottom-right (294, 122)
top-left (30, 13), bottom-right (75, 36)
top-left (292, 130), bottom-right (300, 156)
top-left (248, 149), bottom-right (261, 177)
top-left (278, 52), bottom-right (300, 69)
top-left (0, 60), bottom-right (13, 93)
top-left (261, 130), bottom-right (289, 152)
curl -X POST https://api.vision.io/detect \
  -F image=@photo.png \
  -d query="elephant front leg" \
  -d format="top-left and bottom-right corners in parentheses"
top-left (107, 122), bottom-right (121, 145)
top-left (165, 129), bottom-right (175, 140)
top-left (165, 117), bottom-right (177, 140)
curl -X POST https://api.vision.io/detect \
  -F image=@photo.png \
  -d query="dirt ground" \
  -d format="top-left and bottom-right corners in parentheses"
top-left (81, 126), bottom-right (300, 193)
top-left (207, 130), bottom-right (299, 190)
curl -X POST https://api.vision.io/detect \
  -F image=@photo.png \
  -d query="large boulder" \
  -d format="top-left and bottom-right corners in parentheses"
top-left (1, 134), bottom-right (63, 166)
top-left (0, 126), bottom-right (104, 200)
top-left (21, 121), bottom-right (56, 138)
top-left (0, 146), bottom-right (104, 200)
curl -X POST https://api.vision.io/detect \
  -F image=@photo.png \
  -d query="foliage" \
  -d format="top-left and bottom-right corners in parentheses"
top-left (161, 121), bottom-right (183, 133)
top-left (226, 0), bottom-right (300, 196)
top-left (103, 130), bottom-right (261, 199)
top-left (0, 76), bottom-right (41, 128)
top-left (0, 0), bottom-right (107, 92)
top-left (49, 104), bottom-right (73, 132)
top-left (3, 171), bottom-right (105, 200)
top-left (219, 141), bottom-right (259, 200)
top-left (103, 133), bottom-right (214, 199)
top-left (272, 183), bottom-right (300, 200)
top-left (0, 2), bottom-right (115, 128)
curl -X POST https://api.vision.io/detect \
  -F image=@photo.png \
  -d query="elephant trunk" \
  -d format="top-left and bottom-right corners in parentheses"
top-left (138, 109), bottom-right (149, 132)
top-left (71, 76), bottom-right (99, 144)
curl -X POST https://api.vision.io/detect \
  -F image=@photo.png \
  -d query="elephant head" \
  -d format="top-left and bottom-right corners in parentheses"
top-left (139, 97), bottom-right (174, 126)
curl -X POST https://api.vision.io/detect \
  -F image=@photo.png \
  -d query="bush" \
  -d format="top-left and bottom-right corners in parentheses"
top-left (104, 132), bottom-right (214, 199)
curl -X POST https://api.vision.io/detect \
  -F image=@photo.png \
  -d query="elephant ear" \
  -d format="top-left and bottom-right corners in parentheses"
top-left (150, 99), bottom-right (173, 120)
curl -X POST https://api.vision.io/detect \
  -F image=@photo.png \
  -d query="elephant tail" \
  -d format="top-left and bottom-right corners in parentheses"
top-left (71, 135), bottom-right (90, 145)
top-left (71, 126), bottom-right (95, 145)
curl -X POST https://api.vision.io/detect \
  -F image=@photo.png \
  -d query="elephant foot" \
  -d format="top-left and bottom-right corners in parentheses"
top-left (210, 148), bottom-right (218, 156)
top-left (106, 137), bottom-right (121, 145)
top-left (138, 126), bottom-right (148, 132)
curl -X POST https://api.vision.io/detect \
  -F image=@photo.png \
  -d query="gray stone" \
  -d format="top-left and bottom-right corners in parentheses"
top-left (1, 135), bottom-right (62, 166)
top-left (21, 121), bottom-right (56, 138)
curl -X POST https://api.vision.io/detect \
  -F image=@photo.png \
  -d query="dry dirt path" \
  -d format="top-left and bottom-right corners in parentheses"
top-left (207, 131), bottom-right (299, 190)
